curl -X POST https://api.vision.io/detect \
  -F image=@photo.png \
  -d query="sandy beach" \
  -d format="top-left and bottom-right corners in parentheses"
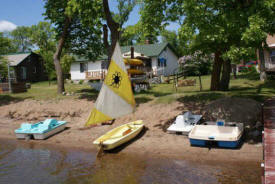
top-left (0, 98), bottom-right (262, 162)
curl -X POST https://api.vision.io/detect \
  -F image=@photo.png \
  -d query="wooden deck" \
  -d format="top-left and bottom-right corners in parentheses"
top-left (85, 70), bottom-right (107, 80)
top-left (263, 98), bottom-right (275, 184)
top-left (0, 82), bottom-right (27, 93)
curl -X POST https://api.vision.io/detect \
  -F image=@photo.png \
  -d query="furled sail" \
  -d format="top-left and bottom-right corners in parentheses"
top-left (85, 42), bottom-right (136, 126)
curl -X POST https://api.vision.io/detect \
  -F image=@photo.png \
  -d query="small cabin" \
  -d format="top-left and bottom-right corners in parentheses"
top-left (3, 52), bottom-right (47, 82)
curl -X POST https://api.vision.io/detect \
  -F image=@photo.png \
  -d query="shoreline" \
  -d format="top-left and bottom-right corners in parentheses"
top-left (0, 124), bottom-right (262, 163)
top-left (0, 99), bottom-right (263, 163)
top-left (0, 134), bottom-right (262, 164)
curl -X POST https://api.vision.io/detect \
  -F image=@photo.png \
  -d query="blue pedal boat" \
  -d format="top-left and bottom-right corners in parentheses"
top-left (15, 119), bottom-right (67, 140)
top-left (188, 121), bottom-right (244, 148)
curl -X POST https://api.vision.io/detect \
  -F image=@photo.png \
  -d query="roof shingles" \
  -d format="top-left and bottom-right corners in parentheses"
top-left (74, 42), bottom-right (172, 62)
top-left (4, 53), bottom-right (31, 66)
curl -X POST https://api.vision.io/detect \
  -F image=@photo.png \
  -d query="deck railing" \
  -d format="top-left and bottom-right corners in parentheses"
top-left (85, 70), bottom-right (107, 80)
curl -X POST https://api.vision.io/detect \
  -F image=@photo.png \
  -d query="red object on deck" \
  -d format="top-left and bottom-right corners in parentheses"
top-left (263, 98), bottom-right (275, 184)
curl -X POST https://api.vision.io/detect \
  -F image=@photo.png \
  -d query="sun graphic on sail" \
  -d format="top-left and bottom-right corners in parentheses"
top-left (110, 71), bottom-right (122, 88)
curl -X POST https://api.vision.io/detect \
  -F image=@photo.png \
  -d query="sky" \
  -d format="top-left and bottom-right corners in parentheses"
top-left (0, 0), bottom-right (180, 32)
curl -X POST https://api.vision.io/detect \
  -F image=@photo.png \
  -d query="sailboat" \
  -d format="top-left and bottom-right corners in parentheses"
top-left (85, 42), bottom-right (144, 150)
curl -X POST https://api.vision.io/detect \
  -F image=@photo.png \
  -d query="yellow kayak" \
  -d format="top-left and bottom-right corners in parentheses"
top-left (93, 120), bottom-right (144, 150)
top-left (123, 58), bottom-right (143, 66)
top-left (127, 69), bottom-right (144, 75)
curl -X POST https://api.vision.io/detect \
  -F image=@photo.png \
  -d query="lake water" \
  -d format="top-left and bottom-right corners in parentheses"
top-left (0, 139), bottom-right (261, 184)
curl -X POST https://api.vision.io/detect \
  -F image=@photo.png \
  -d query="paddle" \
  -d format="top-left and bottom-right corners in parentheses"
top-left (96, 141), bottom-right (104, 158)
top-left (123, 128), bottom-right (132, 136)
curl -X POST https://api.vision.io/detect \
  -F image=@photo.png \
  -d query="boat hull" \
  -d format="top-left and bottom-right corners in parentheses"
top-left (32, 124), bottom-right (66, 140)
top-left (188, 124), bottom-right (243, 148)
top-left (15, 119), bottom-right (67, 140)
top-left (167, 114), bottom-right (202, 135)
top-left (189, 138), bottom-right (241, 148)
top-left (93, 120), bottom-right (144, 150)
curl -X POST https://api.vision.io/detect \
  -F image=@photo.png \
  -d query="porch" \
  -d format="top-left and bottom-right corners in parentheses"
top-left (85, 70), bottom-right (107, 80)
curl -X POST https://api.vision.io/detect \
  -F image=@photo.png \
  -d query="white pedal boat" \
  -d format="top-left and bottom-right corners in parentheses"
top-left (167, 111), bottom-right (202, 135)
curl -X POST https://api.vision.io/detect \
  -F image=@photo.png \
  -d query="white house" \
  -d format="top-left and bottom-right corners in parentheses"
top-left (70, 42), bottom-right (179, 81)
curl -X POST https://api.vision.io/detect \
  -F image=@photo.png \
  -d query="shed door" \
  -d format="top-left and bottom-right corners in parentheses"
top-left (21, 67), bottom-right (27, 80)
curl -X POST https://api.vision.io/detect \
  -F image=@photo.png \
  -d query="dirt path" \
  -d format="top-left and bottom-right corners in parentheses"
top-left (0, 99), bottom-right (262, 162)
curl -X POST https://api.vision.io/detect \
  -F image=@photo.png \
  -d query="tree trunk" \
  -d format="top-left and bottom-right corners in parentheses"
top-left (103, 24), bottom-right (111, 62)
top-left (103, 0), bottom-right (120, 63)
top-left (53, 17), bottom-right (71, 94)
top-left (210, 52), bottom-right (223, 91)
top-left (198, 75), bottom-right (202, 91)
top-left (219, 59), bottom-right (231, 91)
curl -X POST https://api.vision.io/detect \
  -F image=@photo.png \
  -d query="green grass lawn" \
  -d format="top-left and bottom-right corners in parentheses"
top-left (1, 72), bottom-right (274, 106)
top-left (0, 81), bottom-right (94, 104)
top-left (135, 72), bottom-right (275, 104)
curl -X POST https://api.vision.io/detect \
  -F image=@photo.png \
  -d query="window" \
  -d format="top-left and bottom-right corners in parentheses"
top-left (33, 67), bottom-right (36, 73)
top-left (158, 58), bottom-right (167, 67)
top-left (80, 63), bottom-right (87, 73)
top-left (270, 50), bottom-right (275, 63)
top-left (101, 60), bottom-right (108, 69)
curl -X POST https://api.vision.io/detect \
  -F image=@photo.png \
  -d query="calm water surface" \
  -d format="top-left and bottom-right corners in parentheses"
top-left (0, 139), bottom-right (261, 184)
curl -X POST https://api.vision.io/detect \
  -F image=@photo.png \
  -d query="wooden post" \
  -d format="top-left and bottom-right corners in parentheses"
top-left (7, 63), bottom-right (11, 93)
top-left (199, 75), bottom-right (202, 91)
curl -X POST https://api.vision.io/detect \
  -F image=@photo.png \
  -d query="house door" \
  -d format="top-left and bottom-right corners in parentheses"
top-left (21, 67), bottom-right (27, 80)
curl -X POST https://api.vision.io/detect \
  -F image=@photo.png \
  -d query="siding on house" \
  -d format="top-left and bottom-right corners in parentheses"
top-left (70, 60), bottom-right (106, 80)
top-left (158, 47), bottom-right (179, 76)
top-left (70, 62), bottom-right (86, 80)
top-left (88, 60), bottom-right (102, 72)
top-left (151, 57), bottom-right (157, 75)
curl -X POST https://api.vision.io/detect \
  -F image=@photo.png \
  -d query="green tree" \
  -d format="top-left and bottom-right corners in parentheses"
top-left (60, 54), bottom-right (75, 75)
top-left (102, 0), bottom-right (137, 61)
top-left (120, 21), bottom-right (158, 46)
top-left (10, 26), bottom-right (33, 52)
top-left (0, 33), bottom-right (16, 79)
top-left (43, 0), bottom-right (103, 93)
top-left (141, 0), bottom-right (275, 91)
top-left (29, 21), bottom-right (56, 82)
top-left (161, 29), bottom-right (184, 55)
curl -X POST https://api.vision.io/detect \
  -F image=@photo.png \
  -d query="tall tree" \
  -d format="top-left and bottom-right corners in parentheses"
top-left (0, 32), bottom-right (16, 55)
top-left (43, 0), bottom-right (103, 94)
top-left (0, 33), bottom-right (17, 79)
top-left (161, 29), bottom-right (184, 55)
top-left (102, 0), bottom-right (137, 61)
top-left (29, 21), bottom-right (56, 82)
top-left (141, 0), bottom-right (275, 91)
top-left (10, 26), bottom-right (33, 52)
top-left (120, 21), bottom-right (158, 46)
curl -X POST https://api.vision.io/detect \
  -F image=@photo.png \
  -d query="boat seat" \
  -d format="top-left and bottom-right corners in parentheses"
top-left (21, 123), bottom-right (32, 130)
top-left (43, 119), bottom-right (58, 127)
top-left (216, 121), bottom-right (225, 126)
top-left (36, 119), bottom-right (58, 132)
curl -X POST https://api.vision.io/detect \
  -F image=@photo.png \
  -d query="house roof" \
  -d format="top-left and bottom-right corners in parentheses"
top-left (3, 53), bottom-right (31, 66)
top-left (74, 54), bottom-right (107, 62)
top-left (121, 42), bottom-right (172, 57)
top-left (74, 42), bottom-right (179, 62)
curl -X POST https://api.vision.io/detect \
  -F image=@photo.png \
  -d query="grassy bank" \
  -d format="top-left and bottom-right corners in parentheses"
top-left (1, 72), bottom-right (274, 105)
top-left (137, 73), bottom-right (275, 104)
